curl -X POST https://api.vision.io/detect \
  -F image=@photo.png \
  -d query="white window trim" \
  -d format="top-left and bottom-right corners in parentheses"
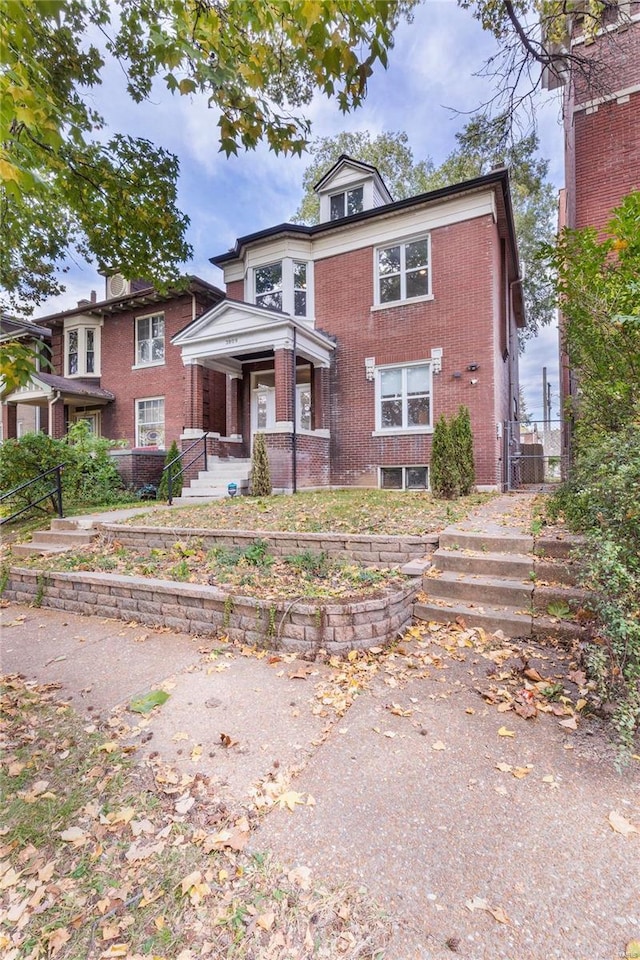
top-left (373, 232), bottom-right (432, 307)
top-left (373, 360), bottom-right (433, 435)
top-left (63, 319), bottom-right (102, 377)
top-left (378, 465), bottom-right (430, 491)
top-left (134, 312), bottom-right (165, 369)
top-left (135, 396), bottom-right (165, 448)
top-left (250, 258), bottom-right (314, 318)
top-left (71, 410), bottom-right (102, 435)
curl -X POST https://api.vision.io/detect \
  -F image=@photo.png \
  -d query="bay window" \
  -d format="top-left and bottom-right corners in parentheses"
top-left (253, 259), bottom-right (312, 318)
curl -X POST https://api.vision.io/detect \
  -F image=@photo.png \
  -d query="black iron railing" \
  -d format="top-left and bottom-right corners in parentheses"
top-left (162, 433), bottom-right (209, 505)
top-left (0, 464), bottom-right (65, 526)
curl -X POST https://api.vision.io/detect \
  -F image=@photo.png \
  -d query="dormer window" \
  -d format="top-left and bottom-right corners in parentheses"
top-left (330, 186), bottom-right (364, 220)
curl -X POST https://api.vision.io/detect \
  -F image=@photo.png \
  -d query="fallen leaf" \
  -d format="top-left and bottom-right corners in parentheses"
top-left (220, 733), bottom-right (238, 748)
top-left (47, 927), bottom-right (71, 957)
top-left (60, 826), bottom-right (88, 844)
top-left (626, 939), bottom-right (640, 958)
top-left (431, 741), bottom-right (446, 751)
top-left (100, 945), bottom-right (128, 958)
top-left (190, 744), bottom-right (203, 761)
top-left (172, 731), bottom-right (190, 741)
top-left (129, 689), bottom-right (170, 714)
top-left (496, 762), bottom-right (512, 772)
top-left (608, 810), bottom-right (638, 838)
top-left (498, 727), bottom-right (515, 738)
top-left (276, 791), bottom-right (306, 811)
top-left (256, 911), bottom-right (275, 931)
top-left (488, 905), bottom-right (510, 924)
top-left (558, 716), bottom-right (578, 730)
top-left (288, 865), bottom-right (311, 889)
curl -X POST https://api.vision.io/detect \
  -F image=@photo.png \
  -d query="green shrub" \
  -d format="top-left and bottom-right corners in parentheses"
top-left (157, 440), bottom-right (182, 500)
top-left (430, 415), bottom-right (457, 499)
top-left (450, 405), bottom-right (475, 495)
top-left (0, 432), bottom-right (70, 518)
top-left (549, 424), bottom-right (640, 762)
top-left (250, 433), bottom-right (272, 497)
top-left (63, 421), bottom-right (126, 506)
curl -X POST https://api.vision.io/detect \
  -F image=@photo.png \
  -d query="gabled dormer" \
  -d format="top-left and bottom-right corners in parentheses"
top-left (314, 155), bottom-right (393, 223)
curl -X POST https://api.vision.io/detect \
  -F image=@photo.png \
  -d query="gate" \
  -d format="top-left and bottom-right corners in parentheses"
top-left (504, 419), bottom-right (569, 491)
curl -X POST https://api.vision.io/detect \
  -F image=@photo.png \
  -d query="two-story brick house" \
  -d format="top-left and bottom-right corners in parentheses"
top-left (172, 157), bottom-right (524, 491)
top-left (3, 157), bottom-right (524, 493)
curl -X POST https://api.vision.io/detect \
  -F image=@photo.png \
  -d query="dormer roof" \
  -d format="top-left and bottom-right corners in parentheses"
top-left (313, 154), bottom-right (393, 202)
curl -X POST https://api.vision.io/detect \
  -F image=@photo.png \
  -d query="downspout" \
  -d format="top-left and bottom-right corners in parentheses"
top-left (292, 327), bottom-right (297, 494)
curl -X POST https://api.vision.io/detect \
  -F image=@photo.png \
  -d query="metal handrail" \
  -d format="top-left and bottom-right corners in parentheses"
top-left (0, 463), bottom-right (65, 526)
top-left (162, 433), bottom-right (209, 505)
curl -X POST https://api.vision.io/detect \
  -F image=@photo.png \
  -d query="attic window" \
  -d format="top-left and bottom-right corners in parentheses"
top-left (330, 186), bottom-right (364, 220)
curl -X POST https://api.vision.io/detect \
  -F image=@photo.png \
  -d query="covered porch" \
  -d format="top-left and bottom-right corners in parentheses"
top-left (172, 300), bottom-right (335, 491)
top-left (2, 373), bottom-right (114, 440)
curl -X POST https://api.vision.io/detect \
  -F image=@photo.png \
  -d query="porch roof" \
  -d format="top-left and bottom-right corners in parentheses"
top-left (172, 298), bottom-right (335, 375)
top-left (4, 373), bottom-right (115, 405)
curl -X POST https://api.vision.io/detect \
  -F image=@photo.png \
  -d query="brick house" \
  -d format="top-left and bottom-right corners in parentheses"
top-left (2, 158), bottom-right (524, 493)
top-left (545, 2), bottom-right (640, 419)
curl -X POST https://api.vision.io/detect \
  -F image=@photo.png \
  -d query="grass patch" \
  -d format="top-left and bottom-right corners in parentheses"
top-left (0, 675), bottom-right (390, 959)
top-left (126, 489), bottom-right (494, 536)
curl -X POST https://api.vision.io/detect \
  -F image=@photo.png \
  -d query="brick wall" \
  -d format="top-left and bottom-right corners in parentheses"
top-left (261, 432), bottom-right (330, 490)
top-left (4, 567), bottom-right (417, 654)
top-left (108, 449), bottom-right (166, 487)
top-left (315, 215), bottom-right (504, 488)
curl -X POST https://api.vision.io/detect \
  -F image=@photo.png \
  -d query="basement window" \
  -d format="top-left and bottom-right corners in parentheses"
top-left (380, 466), bottom-right (429, 490)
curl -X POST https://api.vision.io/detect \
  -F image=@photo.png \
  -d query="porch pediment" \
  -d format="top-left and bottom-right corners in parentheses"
top-left (171, 298), bottom-right (335, 374)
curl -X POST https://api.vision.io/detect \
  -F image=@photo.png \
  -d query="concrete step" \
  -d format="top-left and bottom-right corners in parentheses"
top-left (413, 599), bottom-right (532, 638)
top-left (190, 476), bottom-right (250, 489)
top-left (33, 529), bottom-right (96, 546)
top-left (533, 583), bottom-right (590, 616)
top-left (534, 534), bottom-right (584, 559)
top-left (178, 488), bottom-right (239, 500)
top-left (423, 570), bottom-right (533, 608)
top-left (534, 558), bottom-right (582, 586)
top-left (439, 529), bottom-right (533, 555)
top-left (12, 542), bottom-right (82, 558)
top-left (433, 548), bottom-right (534, 579)
top-left (531, 615), bottom-right (586, 645)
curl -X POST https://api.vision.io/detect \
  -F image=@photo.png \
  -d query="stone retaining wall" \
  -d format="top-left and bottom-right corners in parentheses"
top-left (3, 568), bottom-right (418, 654)
top-left (100, 524), bottom-right (438, 566)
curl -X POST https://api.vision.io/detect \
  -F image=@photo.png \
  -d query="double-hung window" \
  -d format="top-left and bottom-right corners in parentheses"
top-left (136, 397), bottom-right (164, 447)
top-left (330, 186), bottom-right (364, 220)
top-left (136, 313), bottom-right (165, 366)
top-left (376, 362), bottom-right (431, 432)
top-left (64, 322), bottom-right (101, 377)
top-left (253, 260), bottom-right (312, 317)
top-left (376, 235), bottom-right (430, 304)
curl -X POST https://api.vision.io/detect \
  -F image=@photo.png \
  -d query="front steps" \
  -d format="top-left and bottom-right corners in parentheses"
top-left (12, 518), bottom-right (99, 558)
top-left (414, 527), bottom-right (587, 642)
top-left (173, 458), bottom-right (252, 503)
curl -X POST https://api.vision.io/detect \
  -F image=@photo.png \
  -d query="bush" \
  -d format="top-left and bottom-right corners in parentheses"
top-left (157, 440), bottom-right (182, 500)
top-left (250, 433), bottom-right (272, 497)
top-left (0, 423), bottom-right (130, 522)
top-left (430, 407), bottom-right (475, 499)
top-left (549, 424), bottom-right (640, 761)
top-left (450, 405), bottom-right (475, 495)
top-left (0, 432), bottom-right (70, 518)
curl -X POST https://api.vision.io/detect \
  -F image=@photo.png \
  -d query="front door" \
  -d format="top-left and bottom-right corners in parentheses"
top-left (251, 371), bottom-right (276, 443)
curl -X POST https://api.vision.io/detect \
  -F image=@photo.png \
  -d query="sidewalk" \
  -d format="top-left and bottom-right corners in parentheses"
top-left (1, 596), bottom-right (638, 960)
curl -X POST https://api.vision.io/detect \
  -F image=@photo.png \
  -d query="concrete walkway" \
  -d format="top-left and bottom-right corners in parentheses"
top-left (1, 494), bottom-right (639, 960)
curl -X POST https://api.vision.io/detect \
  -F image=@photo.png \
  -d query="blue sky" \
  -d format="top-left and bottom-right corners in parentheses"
top-left (39, 0), bottom-right (565, 422)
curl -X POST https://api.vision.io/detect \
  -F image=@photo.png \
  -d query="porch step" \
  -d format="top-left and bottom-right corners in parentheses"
top-left (12, 521), bottom-right (99, 558)
top-left (177, 458), bottom-right (253, 502)
top-left (178, 480), bottom-right (250, 501)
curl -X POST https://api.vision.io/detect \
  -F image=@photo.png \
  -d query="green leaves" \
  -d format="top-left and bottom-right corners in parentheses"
top-left (129, 689), bottom-right (170, 714)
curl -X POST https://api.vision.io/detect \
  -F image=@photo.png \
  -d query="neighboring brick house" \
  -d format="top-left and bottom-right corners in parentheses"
top-left (2, 277), bottom-right (224, 486)
top-left (2, 158), bottom-right (524, 492)
top-left (543, 2), bottom-right (640, 430)
top-left (1, 315), bottom-right (51, 441)
top-left (173, 157), bottom-right (524, 491)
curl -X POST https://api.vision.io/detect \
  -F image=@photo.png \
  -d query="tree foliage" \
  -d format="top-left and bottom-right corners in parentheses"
top-left (1, 0), bottom-right (415, 316)
top-left (430, 408), bottom-right (475, 499)
top-left (545, 192), bottom-right (640, 762)
top-left (541, 191), bottom-right (640, 438)
top-left (295, 116), bottom-right (556, 344)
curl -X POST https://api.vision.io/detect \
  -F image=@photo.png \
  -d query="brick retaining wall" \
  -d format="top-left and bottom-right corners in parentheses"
top-left (100, 525), bottom-right (437, 566)
top-left (3, 568), bottom-right (417, 654)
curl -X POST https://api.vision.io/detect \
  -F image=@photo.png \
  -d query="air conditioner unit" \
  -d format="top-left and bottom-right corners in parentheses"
top-left (106, 273), bottom-right (131, 299)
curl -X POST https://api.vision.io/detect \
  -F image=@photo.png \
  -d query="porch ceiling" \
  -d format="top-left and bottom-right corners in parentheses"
top-left (171, 299), bottom-right (335, 376)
